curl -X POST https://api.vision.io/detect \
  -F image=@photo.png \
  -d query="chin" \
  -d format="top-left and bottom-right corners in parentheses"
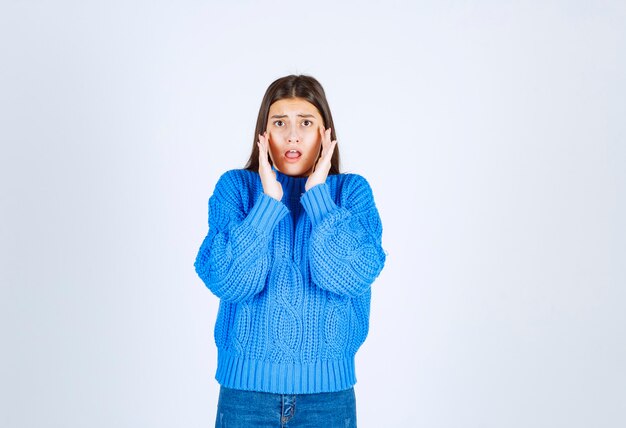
top-left (278, 164), bottom-right (310, 177)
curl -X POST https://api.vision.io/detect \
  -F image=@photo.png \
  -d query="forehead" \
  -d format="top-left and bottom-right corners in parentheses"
top-left (268, 98), bottom-right (321, 117)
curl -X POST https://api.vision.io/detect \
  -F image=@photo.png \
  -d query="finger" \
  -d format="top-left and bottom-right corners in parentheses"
top-left (323, 127), bottom-right (332, 151)
top-left (258, 138), bottom-right (268, 167)
top-left (260, 133), bottom-right (273, 166)
top-left (317, 127), bottom-right (325, 154)
top-left (257, 141), bottom-right (264, 166)
top-left (262, 132), bottom-right (270, 152)
top-left (323, 139), bottom-right (337, 161)
top-left (319, 126), bottom-right (327, 146)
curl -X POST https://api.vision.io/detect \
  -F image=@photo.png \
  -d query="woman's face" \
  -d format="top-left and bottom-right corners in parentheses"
top-left (266, 97), bottom-right (324, 177)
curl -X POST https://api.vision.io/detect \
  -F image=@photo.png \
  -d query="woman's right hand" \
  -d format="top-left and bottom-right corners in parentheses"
top-left (257, 132), bottom-right (283, 201)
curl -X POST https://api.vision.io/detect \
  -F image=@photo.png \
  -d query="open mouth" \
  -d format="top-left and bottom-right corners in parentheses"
top-left (285, 149), bottom-right (302, 160)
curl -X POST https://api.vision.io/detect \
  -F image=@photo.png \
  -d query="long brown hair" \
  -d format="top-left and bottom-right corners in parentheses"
top-left (244, 75), bottom-right (341, 175)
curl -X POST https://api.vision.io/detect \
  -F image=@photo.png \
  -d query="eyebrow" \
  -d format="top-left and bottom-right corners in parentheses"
top-left (270, 114), bottom-right (316, 119)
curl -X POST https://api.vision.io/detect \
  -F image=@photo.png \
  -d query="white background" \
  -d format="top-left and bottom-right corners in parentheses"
top-left (1, 1), bottom-right (624, 427)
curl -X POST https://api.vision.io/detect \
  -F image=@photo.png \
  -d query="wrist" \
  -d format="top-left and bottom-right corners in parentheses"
top-left (305, 174), bottom-right (325, 191)
top-left (305, 180), bottom-right (320, 192)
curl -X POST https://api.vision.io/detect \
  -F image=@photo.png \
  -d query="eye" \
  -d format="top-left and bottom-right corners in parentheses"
top-left (273, 120), bottom-right (284, 127)
top-left (302, 119), bottom-right (313, 126)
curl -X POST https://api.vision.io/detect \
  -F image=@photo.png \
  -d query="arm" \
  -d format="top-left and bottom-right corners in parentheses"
top-left (194, 171), bottom-right (289, 303)
top-left (301, 174), bottom-right (386, 298)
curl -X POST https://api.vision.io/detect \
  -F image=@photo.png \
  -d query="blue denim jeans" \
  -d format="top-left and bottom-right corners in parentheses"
top-left (215, 386), bottom-right (357, 427)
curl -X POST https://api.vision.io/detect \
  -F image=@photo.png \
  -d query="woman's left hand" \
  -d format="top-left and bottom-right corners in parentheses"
top-left (305, 126), bottom-right (337, 191)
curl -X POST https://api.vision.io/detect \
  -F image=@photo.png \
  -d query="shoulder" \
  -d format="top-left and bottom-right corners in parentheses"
top-left (330, 172), bottom-right (373, 195)
top-left (344, 173), bottom-right (371, 188)
top-left (215, 168), bottom-right (257, 184)
top-left (214, 169), bottom-right (259, 193)
top-left (330, 173), bottom-right (377, 209)
top-left (210, 169), bottom-right (261, 209)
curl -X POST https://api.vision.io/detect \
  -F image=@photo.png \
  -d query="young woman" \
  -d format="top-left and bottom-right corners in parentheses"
top-left (194, 74), bottom-right (386, 427)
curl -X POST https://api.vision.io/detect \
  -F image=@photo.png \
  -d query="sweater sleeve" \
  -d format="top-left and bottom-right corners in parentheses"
top-left (300, 174), bottom-right (386, 298)
top-left (194, 170), bottom-right (289, 303)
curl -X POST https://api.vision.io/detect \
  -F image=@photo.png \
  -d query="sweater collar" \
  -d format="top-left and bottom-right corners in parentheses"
top-left (272, 165), bottom-right (307, 197)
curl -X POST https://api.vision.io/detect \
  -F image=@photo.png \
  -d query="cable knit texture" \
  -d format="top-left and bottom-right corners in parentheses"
top-left (194, 168), bottom-right (386, 394)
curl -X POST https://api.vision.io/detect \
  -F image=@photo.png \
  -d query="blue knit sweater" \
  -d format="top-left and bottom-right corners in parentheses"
top-left (194, 168), bottom-right (386, 394)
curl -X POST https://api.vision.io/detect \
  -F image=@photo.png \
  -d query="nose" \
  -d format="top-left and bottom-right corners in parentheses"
top-left (288, 127), bottom-right (300, 143)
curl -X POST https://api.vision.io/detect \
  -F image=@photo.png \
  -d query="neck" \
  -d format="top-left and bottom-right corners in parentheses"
top-left (272, 167), bottom-right (307, 197)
